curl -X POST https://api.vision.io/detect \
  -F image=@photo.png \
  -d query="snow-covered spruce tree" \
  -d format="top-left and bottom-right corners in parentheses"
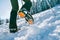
top-left (41, 0), bottom-right (50, 11)
top-left (48, 0), bottom-right (56, 7)
top-left (31, 0), bottom-right (36, 14)
top-left (0, 18), bottom-right (1, 25)
top-left (31, 0), bottom-right (59, 14)
top-left (0, 18), bottom-right (3, 25)
top-left (6, 19), bottom-right (9, 23)
top-left (58, 0), bottom-right (60, 4)
top-left (36, 0), bottom-right (42, 12)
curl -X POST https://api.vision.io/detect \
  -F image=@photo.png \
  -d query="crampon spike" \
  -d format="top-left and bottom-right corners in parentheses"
top-left (28, 19), bottom-right (33, 24)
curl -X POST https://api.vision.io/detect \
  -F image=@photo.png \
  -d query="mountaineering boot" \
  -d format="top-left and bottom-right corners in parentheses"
top-left (18, 8), bottom-right (34, 24)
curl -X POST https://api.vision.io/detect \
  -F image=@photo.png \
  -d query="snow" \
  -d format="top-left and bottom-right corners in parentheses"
top-left (0, 5), bottom-right (60, 40)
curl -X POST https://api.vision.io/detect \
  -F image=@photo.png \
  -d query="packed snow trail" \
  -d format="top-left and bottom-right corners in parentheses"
top-left (0, 5), bottom-right (60, 40)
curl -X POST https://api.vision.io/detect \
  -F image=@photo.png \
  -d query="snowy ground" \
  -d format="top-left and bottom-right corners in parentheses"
top-left (0, 5), bottom-right (60, 40)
